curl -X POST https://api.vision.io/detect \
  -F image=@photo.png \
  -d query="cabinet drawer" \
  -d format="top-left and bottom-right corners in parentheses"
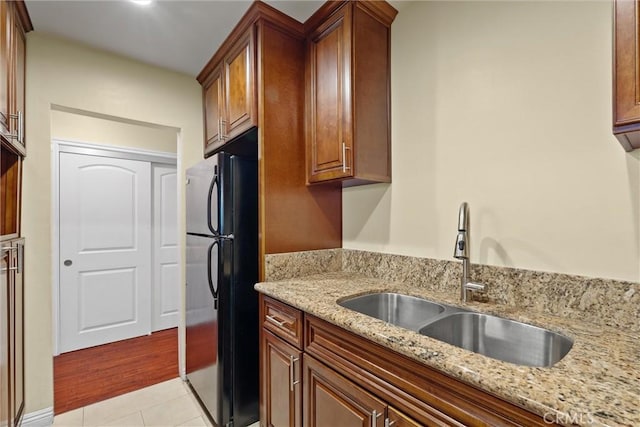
top-left (261, 295), bottom-right (303, 348)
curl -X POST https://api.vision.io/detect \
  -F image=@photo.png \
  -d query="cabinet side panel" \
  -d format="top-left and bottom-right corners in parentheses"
top-left (259, 23), bottom-right (342, 255)
top-left (352, 5), bottom-right (391, 182)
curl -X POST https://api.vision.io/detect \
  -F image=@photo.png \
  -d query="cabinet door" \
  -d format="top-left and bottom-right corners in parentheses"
top-left (10, 8), bottom-right (24, 155)
top-left (0, 0), bottom-right (8, 138)
top-left (613, 0), bottom-right (640, 150)
top-left (306, 4), bottom-right (353, 183)
top-left (0, 248), bottom-right (9, 427)
top-left (9, 239), bottom-right (23, 425)
top-left (224, 27), bottom-right (256, 141)
top-left (204, 65), bottom-right (224, 156)
top-left (304, 354), bottom-right (385, 427)
top-left (262, 330), bottom-right (302, 427)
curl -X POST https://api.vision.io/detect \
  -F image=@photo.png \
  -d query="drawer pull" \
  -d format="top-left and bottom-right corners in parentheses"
top-left (371, 410), bottom-right (382, 427)
top-left (289, 355), bottom-right (300, 391)
top-left (265, 314), bottom-right (291, 328)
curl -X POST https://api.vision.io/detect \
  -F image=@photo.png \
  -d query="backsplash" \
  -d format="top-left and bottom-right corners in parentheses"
top-left (265, 249), bottom-right (640, 332)
top-left (264, 248), bottom-right (342, 281)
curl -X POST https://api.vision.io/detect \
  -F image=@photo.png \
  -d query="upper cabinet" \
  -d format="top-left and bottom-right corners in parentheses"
top-left (613, 0), bottom-right (640, 151)
top-left (201, 27), bottom-right (256, 157)
top-left (0, 0), bottom-right (28, 157)
top-left (305, 1), bottom-right (397, 186)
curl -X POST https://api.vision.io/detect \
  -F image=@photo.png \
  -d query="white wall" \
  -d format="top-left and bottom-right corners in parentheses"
top-left (344, 1), bottom-right (640, 283)
top-left (23, 33), bottom-right (203, 413)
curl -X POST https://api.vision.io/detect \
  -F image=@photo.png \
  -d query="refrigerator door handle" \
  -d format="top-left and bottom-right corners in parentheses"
top-left (207, 168), bottom-right (220, 236)
top-left (207, 240), bottom-right (219, 309)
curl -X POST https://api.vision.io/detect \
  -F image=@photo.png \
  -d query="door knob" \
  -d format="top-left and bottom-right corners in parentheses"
top-left (63, 259), bottom-right (72, 266)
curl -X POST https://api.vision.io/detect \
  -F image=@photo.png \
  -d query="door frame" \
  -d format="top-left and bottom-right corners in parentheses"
top-left (51, 139), bottom-right (177, 356)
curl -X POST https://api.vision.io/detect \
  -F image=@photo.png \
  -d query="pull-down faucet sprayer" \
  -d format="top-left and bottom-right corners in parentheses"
top-left (454, 202), bottom-right (487, 302)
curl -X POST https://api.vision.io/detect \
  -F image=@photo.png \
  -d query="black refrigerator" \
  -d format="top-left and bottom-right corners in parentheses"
top-left (185, 151), bottom-right (259, 427)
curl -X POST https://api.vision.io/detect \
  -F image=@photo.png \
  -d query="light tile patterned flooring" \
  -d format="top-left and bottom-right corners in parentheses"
top-left (52, 378), bottom-right (261, 427)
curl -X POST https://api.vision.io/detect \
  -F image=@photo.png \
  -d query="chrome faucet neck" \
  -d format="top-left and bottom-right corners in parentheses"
top-left (454, 202), bottom-right (487, 302)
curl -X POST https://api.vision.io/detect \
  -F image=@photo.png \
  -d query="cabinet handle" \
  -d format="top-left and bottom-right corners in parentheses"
top-left (220, 119), bottom-right (227, 140)
top-left (371, 410), bottom-right (382, 427)
top-left (265, 314), bottom-right (291, 327)
top-left (0, 266), bottom-right (17, 272)
top-left (17, 110), bottom-right (23, 144)
top-left (16, 243), bottom-right (22, 274)
top-left (1, 246), bottom-right (17, 251)
top-left (342, 142), bottom-right (351, 173)
top-left (8, 111), bottom-right (23, 144)
top-left (289, 355), bottom-right (300, 391)
top-left (384, 419), bottom-right (396, 427)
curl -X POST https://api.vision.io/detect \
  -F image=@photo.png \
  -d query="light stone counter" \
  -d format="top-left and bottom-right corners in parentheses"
top-left (255, 272), bottom-right (640, 427)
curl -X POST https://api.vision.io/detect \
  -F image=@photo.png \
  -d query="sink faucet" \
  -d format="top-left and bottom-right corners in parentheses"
top-left (454, 202), bottom-right (487, 302)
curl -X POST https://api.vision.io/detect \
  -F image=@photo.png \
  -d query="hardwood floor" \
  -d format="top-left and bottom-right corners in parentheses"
top-left (54, 328), bottom-right (179, 415)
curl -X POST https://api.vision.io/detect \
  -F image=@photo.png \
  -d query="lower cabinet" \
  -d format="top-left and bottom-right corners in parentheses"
top-left (1, 238), bottom-right (24, 427)
top-left (304, 354), bottom-right (417, 427)
top-left (260, 295), bottom-right (556, 427)
top-left (261, 330), bottom-right (302, 427)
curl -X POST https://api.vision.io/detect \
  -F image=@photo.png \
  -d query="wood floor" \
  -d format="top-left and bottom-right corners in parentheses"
top-left (54, 328), bottom-right (179, 415)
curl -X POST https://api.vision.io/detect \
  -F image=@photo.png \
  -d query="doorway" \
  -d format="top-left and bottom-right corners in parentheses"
top-left (51, 110), bottom-right (181, 414)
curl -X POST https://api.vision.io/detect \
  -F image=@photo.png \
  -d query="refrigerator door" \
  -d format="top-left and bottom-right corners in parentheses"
top-left (186, 154), bottom-right (220, 236)
top-left (185, 233), bottom-right (230, 425)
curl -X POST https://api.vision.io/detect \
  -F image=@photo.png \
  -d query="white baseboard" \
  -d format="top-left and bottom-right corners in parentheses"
top-left (21, 407), bottom-right (54, 427)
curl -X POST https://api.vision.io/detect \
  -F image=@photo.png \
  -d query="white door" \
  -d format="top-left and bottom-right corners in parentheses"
top-left (152, 164), bottom-right (178, 331)
top-left (59, 152), bottom-right (152, 353)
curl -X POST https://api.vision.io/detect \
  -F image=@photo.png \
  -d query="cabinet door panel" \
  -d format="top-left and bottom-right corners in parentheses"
top-left (204, 66), bottom-right (224, 155)
top-left (11, 240), bottom-right (23, 425)
top-left (304, 354), bottom-right (385, 427)
top-left (0, 0), bottom-right (8, 137)
top-left (224, 28), bottom-right (256, 140)
top-left (0, 248), bottom-right (9, 427)
top-left (262, 330), bottom-right (301, 427)
top-left (613, 0), bottom-right (640, 150)
top-left (307, 5), bottom-right (352, 183)
top-left (11, 9), bottom-right (24, 154)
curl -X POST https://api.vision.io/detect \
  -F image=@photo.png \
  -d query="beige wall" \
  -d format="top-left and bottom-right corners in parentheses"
top-left (24, 33), bottom-right (203, 413)
top-left (50, 109), bottom-right (178, 153)
top-left (344, 1), bottom-right (640, 283)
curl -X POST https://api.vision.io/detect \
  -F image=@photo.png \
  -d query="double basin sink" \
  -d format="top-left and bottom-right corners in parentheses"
top-left (338, 292), bottom-right (573, 367)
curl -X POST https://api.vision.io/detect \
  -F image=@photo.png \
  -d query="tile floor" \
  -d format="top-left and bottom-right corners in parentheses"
top-left (52, 378), bottom-right (261, 427)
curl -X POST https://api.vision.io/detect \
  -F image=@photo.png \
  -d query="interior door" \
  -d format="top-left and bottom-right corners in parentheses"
top-left (59, 152), bottom-right (151, 353)
top-left (152, 164), bottom-right (178, 332)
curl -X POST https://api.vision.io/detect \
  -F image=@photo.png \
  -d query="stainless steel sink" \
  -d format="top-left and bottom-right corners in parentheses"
top-left (338, 292), bottom-right (446, 331)
top-left (418, 312), bottom-right (573, 367)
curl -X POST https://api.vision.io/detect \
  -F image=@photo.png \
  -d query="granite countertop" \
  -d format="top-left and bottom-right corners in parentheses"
top-left (255, 272), bottom-right (640, 427)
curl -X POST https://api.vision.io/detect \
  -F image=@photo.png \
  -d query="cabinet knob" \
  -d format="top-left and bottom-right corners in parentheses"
top-left (63, 259), bottom-right (73, 266)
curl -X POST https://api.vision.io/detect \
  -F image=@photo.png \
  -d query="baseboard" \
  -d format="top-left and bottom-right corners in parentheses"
top-left (21, 407), bottom-right (54, 427)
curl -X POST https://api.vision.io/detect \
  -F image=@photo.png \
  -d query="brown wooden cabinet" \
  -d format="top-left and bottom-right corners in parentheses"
top-left (0, 0), bottom-right (28, 157)
top-left (0, 3), bottom-right (29, 426)
top-left (202, 27), bottom-right (256, 157)
top-left (303, 354), bottom-right (386, 427)
top-left (260, 296), bottom-right (303, 427)
top-left (1, 238), bottom-right (24, 427)
top-left (198, 2), bottom-right (342, 280)
top-left (613, 0), bottom-right (640, 151)
top-left (305, 1), bottom-right (396, 186)
top-left (259, 294), bottom-right (559, 427)
top-left (262, 330), bottom-right (302, 427)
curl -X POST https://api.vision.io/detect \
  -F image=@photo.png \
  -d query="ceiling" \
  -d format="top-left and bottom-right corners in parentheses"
top-left (24, 0), bottom-right (326, 77)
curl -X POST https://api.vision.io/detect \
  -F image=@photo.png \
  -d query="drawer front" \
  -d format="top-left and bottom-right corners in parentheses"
top-left (261, 295), bottom-right (303, 349)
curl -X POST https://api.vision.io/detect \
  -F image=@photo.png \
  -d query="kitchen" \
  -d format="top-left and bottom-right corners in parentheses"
top-left (1, 0), bottom-right (638, 426)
